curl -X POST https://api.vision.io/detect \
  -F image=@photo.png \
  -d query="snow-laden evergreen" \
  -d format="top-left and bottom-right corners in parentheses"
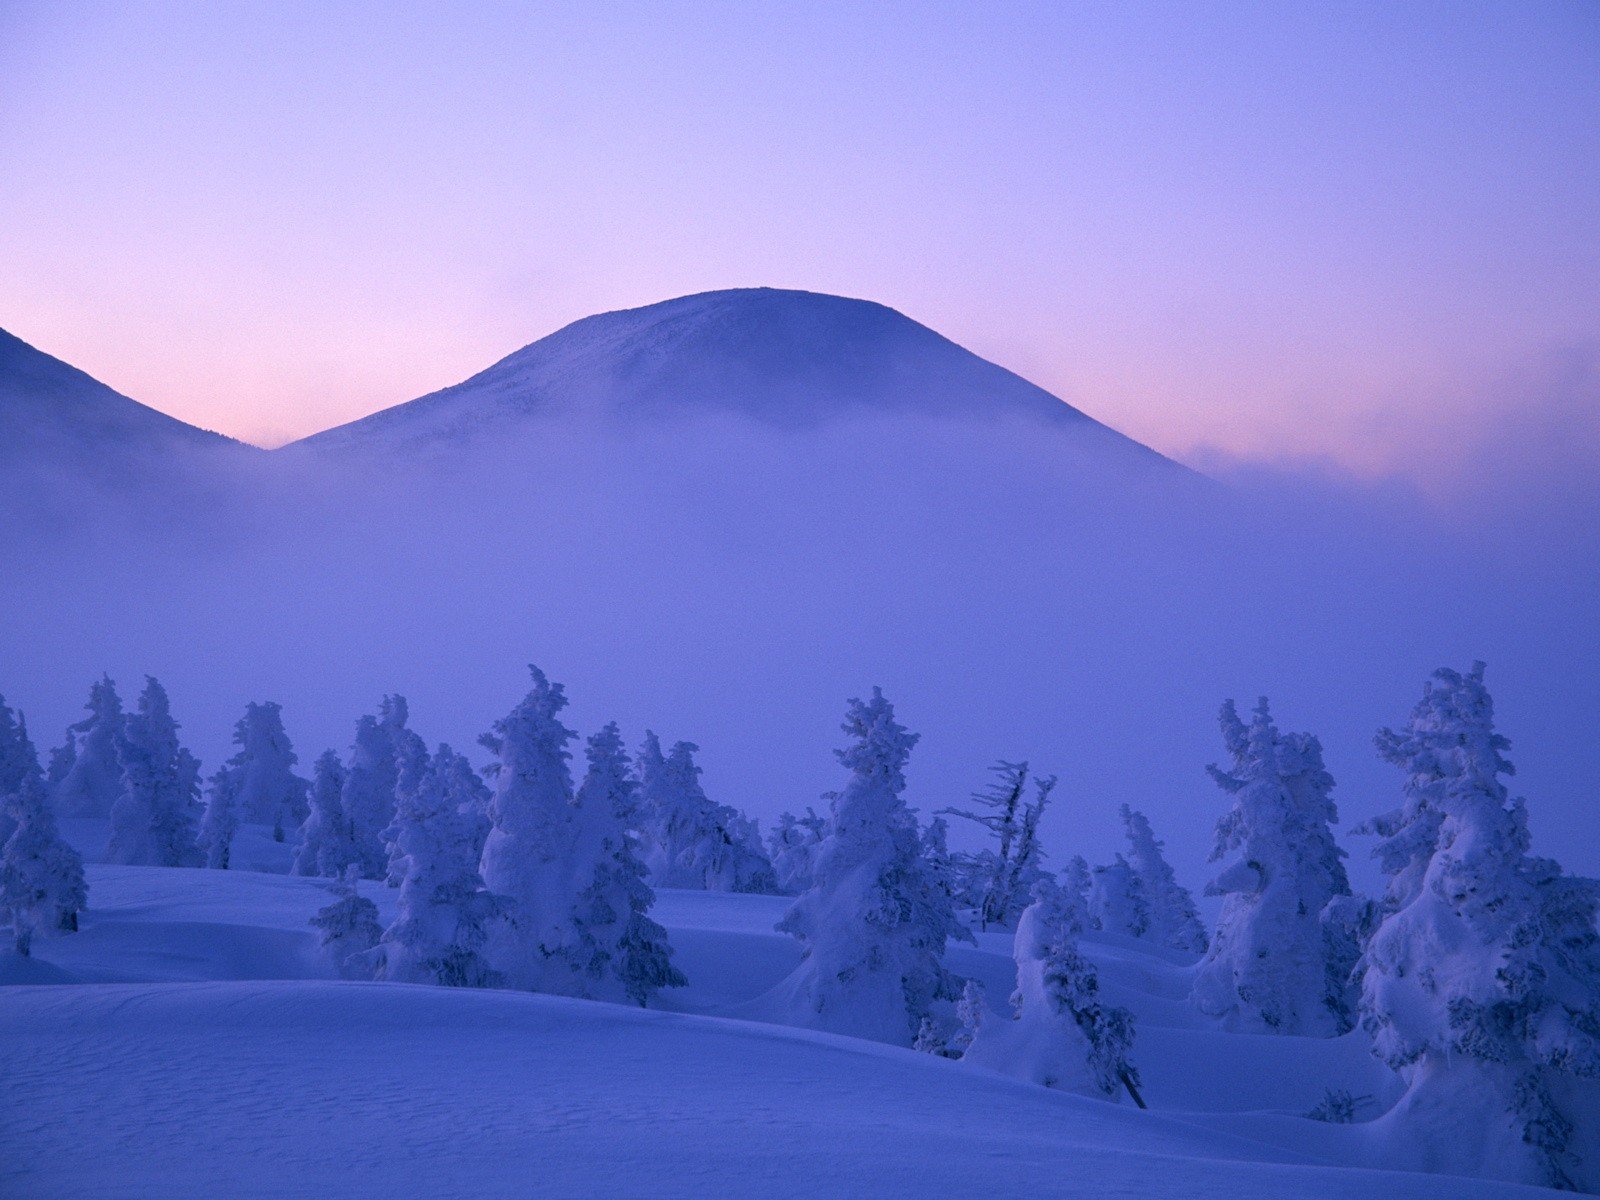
top-left (477, 666), bottom-right (582, 992)
top-left (1118, 805), bottom-right (1207, 955)
top-left (767, 807), bottom-right (827, 895)
top-left (105, 677), bottom-right (203, 868)
top-left (0, 695), bottom-right (36, 847)
top-left (339, 706), bottom-right (405, 881)
top-left (433, 743), bottom-right (491, 866)
top-left (382, 713), bottom-right (431, 886)
top-left (376, 743), bottom-right (504, 988)
top-left (566, 723), bottom-right (684, 1005)
top-left (310, 867), bottom-right (383, 980)
top-left (1, 716), bottom-right (86, 954)
top-left (1359, 663), bottom-right (1600, 1192)
top-left (1190, 699), bottom-right (1353, 1036)
top-left (51, 675), bottom-right (125, 818)
top-left (291, 750), bottom-right (358, 878)
top-left (940, 760), bottom-right (1056, 929)
top-left (1087, 854), bottom-right (1148, 939)
top-left (198, 764), bottom-right (240, 870)
top-left (636, 734), bottom-right (779, 893)
top-left (964, 880), bottom-right (1142, 1104)
top-left (772, 688), bottom-right (971, 1045)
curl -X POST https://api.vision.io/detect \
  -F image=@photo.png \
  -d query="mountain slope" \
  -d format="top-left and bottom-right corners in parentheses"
top-left (0, 327), bottom-right (250, 465)
top-left (291, 288), bottom-right (1182, 473)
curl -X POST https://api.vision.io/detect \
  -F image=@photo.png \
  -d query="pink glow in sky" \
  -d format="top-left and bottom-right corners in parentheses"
top-left (2, 2), bottom-right (1596, 480)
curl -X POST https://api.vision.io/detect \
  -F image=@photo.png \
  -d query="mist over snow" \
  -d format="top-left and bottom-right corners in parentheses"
top-left (2, 288), bottom-right (1596, 901)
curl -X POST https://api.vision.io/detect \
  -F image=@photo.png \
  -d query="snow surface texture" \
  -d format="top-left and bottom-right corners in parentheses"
top-left (0, 843), bottom-right (1561, 1199)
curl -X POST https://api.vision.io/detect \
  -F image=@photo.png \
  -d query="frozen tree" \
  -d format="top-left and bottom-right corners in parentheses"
top-left (235, 702), bottom-right (310, 840)
top-left (198, 765), bottom-right (240, 870)
top-left (433, 744), bottom-right (492, 865)
top-left (773, 688), bottom-right (972, 1045)
top-left (768, 808), bottom-right (827, 895)
top-left (1118, 805), bottom-right (1206, 955)
top-left (383, 730), bottom-right (432, 886)
top-left (376, 746), bottom-right (505, 988)
top-left (477, 666), bottom-right (583, 992)
top-left (566, 723), bottom-right (684, 1005)
top-left (941, 761), bottom-right (1056, 929)
top-left (964, 881), bottom-right (1142, 1104)
top-left (105, 677), bottom-right (202, 868)
top-left (1, 718), bottom-right (86, 954)
top-left (340, 714), bottom-right (399, 880)
top-left (1060, 854), bottom-right (1092, 910)
top-left (1190, 699), bottom-right (1354, 1036)
top-left (1358, 664), bottom-right (1600, 1192)
top-left (1088, 855), bottom-right (1148, 939)
top-left (310, 867), bottom-right (383, 980)
top-left (292, 750), bottom-right (360, 878)
top-left (0, 695), bottom-right (37, 847)
top-left (52, 675), bottom-right (125, 818)
top-left (637, 734), bottom-right (778, 893)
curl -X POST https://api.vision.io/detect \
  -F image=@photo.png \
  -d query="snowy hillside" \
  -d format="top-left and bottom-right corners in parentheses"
top-left (0, 327), bottom-right (250, 470)
top-left (290, 287), bottom-right (1184, 473)
top-left (0, 853), bottom-right (1555, 1200)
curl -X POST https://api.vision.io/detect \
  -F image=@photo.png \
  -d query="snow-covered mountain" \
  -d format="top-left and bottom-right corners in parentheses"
top-left (291, 288), bottom-right (1183, 474)
top-left (0, 327), bottom-right (250, 470)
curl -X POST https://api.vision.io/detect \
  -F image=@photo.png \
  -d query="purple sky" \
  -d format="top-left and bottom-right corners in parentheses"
top-left (2, 2), bottom-right (1596, 481)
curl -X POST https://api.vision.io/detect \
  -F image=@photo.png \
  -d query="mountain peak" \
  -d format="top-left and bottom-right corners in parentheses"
top-left (293, 288), bottom-right (1176, 472)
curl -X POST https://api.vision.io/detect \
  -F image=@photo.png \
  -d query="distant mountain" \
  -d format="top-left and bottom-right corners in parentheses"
top-left (291, 288), bottom-right (1182, 473)
top-left (0, 327), bottom-right (253, 473)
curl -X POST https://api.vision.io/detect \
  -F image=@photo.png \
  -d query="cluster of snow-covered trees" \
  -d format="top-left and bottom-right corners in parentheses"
top-left (3, 660), bottom-right (1595, 1190)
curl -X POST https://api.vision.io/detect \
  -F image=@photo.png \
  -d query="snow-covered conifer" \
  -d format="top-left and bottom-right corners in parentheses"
top-left (0, 695), bottom-right (36, 847)
top-left (567, 723), bottom-right (684, 1005)
top-left (1190, 698), bottom-right (1353, 1035)
top-left (198, 765), bottom-right (240, 870)
top-left (1087, 854), bottom-right (1148, 939)
top-left (310, 867), bottom-right (383, 980)
top-left (964, 881), bottom-right (1141, 1103)
top-left (1118, 805), bottom-right (1206, 955)
top-left (477, 666), bottom-right (582, 992)
top-left (292, 750), bottom-right (358, 878)
top-left (434, 744), bottom-right (491, 865)
top-left (234, 702), bottom-right (310, 841)
top-left (376, 745), bottom-right (504, 988)
top-left (767, 808), bottom-right (827, 895)
top-left (52, 676), bottom-right (124, 818)
top-left (1, 718), bottom-right (86, 953)
top-left (341, 714), bottom-right (398, 880)
top-left (1358, 664), bottom-right (1600, 1192)
top-left (106, 677), bottom-right (202, 867)
top-left (772, 688), bottom-right (971, 1045)
top-left (637, 735), bottom-right (778, 893)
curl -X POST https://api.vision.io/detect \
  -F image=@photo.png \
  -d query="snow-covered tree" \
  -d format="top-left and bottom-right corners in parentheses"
top-left (381, 710), bottom-right (431, 887)
top-left (292, 750), bottom-right (359, 878)
top-left (340, 711), bottom-right (400, 881)
top-left (477, 666), bottom-right (582, 992)
top-left (964, 880), bottom-right (1142, 1104)
top-left (772, 688), bottom-right (972, 1045)
top-left (636, 734), bottom-right (778, 893)
top-left (1118, 805), bottom-right (1206, 955)
top-left (433, 743), bottom-right (491, 865)
top-left (310, 867), bottom-right (383, 980)
top-left (0, 695), bottom-right (37, 847)
top-left (940, 761), bottom-right (1056, 929)
top-left (566, 723), bottom-right (684, 1005)
top-left (1, 718), bottom-right (87, 954)
top-left (767, 807), bottom-right (827, 895)
top-left (231, 702), bottom-right (310, 840)
top-left (1087, 854), bottom-right (1148, 939)
top-left (198, 765), bottom-right (240, 870)
top-left (52, 675), bottom-right (124, 818)
top-left (106, 677), bottom-right (202, 867)
top-left (1358, 663), bottom-right (1600, 1192)
top-left (1190, 698), bottom-right (1354, 1036)
top-left (376, 745), bottom-right (505, 988)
